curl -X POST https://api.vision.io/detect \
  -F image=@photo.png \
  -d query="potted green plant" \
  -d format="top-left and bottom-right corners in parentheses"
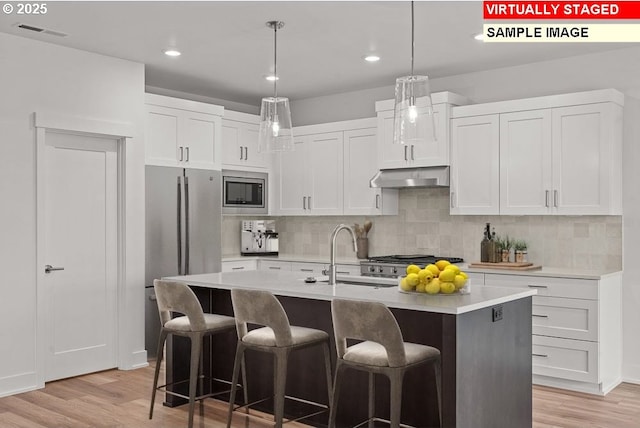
top-left (514, 240), bottom-right (528, 263)
top-left (495, 235), bottom-right (513, 262)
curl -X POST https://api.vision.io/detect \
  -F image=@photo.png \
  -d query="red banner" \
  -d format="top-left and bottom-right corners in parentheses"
top-left (484, 1), bottom-right (640, 19)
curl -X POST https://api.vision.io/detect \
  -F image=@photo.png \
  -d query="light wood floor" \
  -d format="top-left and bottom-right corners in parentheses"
top-left (1, 361), bottom-right (639, 427)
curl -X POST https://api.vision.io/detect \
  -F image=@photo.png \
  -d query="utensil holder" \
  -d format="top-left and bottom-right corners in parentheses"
top-left (356, 238), bottom-right (369, 259)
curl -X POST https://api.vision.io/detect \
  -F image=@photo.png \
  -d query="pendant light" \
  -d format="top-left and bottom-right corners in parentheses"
top-left (393, 1), bottom-right (436, 145)
top-left (258, 21), bottom-right (294, 153)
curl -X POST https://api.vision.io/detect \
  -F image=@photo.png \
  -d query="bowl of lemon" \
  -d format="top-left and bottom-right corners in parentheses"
top-left (398, 260), bottom-right (470, 295)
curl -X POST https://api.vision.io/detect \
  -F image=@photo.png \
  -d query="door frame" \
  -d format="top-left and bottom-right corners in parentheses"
top-left (34, 111), bottom-right (133, 387)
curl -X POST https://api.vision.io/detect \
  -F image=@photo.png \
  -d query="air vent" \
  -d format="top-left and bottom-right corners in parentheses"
top-left (15, 23), bottom-right (68, 37)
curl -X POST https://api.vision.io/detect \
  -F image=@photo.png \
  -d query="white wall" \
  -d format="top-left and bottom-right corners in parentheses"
top-left (290, 45), bottom-right (640, 383)
top-left (146, 85), bottom-right (260, 115)
top-left (0, 33), bottom-right (146, 396)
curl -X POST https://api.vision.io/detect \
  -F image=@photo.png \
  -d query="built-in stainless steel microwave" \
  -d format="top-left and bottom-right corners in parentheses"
top-left (222, 170), bottom-right (268, 215)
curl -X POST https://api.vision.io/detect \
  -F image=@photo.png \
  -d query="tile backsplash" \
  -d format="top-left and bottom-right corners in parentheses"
top-left (223, 187), bottom-right (622, 271)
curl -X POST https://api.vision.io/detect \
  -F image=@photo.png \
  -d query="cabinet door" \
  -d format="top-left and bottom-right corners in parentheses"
top-left (552, 103), bottom-right (613, 215)
top-left (411, 103), bottom-right (450, 167)
top-left (242, 123), bottom-right (269, 168)
top-left (182, 111), bottom-right (220, 170)
top-left (259, 260), bottom-right (292, 271)
top-left (145, 105), bottom-right (180, 167)
top-left (222, 259), bottom-right (258, 272)
top-left (221, 119), bottom-right (243, 167)
top-left (278, 137), bottom-right (307, 215)
top-left (500, 110), bottom-right (553, 215)
top-left (308, 132), bottom-right (344, 215)
top-left (377, 110), bottom-right (409, 169)
top-left (344, 128), bottom-right (382, 215)
top-left (450, 115), bottom-right (500, 215)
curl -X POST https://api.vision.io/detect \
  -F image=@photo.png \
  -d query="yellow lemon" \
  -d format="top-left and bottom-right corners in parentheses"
top-left (444, 264), bottom-right (461, 275)
top-left (435, 260), bottom-right (451, 271)
top-left (405, 273), bottom-right (420, 287)
top-left (438, 269), bottom-right (456, 283)
top-left (453, 274), bottom-right (467, 290)
top-left (425, 264), bottom-right (440, 277)
top-left (399, 277), bottom-right (413, 291)
top-left (418, 269), bottom-right (433, 283)
top-left (459, 271), bottom-right (469, 279)
top-left (425, 281), bottom-right (440, 294)
top-left (416, 282), bottom-right (427, 293)
top-left (406, 264), bottom-right (421, 275)
top-left (440, 281), bottom-right (456, 294)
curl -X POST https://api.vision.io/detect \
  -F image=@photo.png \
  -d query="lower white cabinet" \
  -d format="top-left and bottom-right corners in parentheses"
top-left (222, 259), bottom-right (258, 272)
top-left (481, 271), bottom-right (621, 395)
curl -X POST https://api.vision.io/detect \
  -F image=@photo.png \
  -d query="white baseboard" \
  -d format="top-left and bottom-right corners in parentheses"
top-left (0, 371), bottom-right (40, 398)
top-left (622, 363), bottom-right (640, 384)
top-left (533, 374), bottom-right (620, 396)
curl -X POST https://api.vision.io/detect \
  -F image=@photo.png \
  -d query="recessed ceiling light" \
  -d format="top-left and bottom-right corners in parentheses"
top-left (164, 49), bottom-right (181, 57)
top-left (364, 55), bottom-right (381, 62)
top-left (473, 33), bottom-right (484, 41)
top-left (265, 75), bottom-right (279, 81)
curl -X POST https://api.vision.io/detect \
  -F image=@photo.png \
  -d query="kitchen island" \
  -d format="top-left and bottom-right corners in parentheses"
top-left (163, 271), bottom-right (535, 428)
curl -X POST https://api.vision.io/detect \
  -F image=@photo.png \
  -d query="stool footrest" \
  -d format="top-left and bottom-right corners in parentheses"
top-left (230, 394), bottom-right (329, 425)
top-left (352, 417), bottom-right (414, 428)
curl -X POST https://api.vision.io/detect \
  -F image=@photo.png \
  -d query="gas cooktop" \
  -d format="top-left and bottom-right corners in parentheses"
top-left (361, 254), bottom-right (464, 277)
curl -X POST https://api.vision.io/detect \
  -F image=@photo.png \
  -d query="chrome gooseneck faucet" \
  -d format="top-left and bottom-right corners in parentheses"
top-left (328, 224), bottom-right (358, 285)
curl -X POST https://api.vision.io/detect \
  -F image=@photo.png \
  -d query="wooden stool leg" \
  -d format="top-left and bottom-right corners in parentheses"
top-left (389, 370), bottom-right (404, 428)
top-left (149, 329), bottom-right (168, 419)
top-left (187, 333), bottom-right (202, 428)
top-left (273, 349), bottom-right (289, 428)
top-left (328, 362), bottom-right (345, 428)
top-left (368, 372), bottom-right (375, 428)
top-left (226, 343), bottom-right (245, 428)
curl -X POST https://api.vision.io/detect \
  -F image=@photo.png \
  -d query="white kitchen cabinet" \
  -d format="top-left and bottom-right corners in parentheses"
top-left (452, 89), bottom-right (623, 216)
top-left (375, 92), bottom-right (468, 169)
top-left (258, 259), bottom-right (292, 271)
top-left (145, 94), bottom-right (223, 170)
top-left (221, 110), bottom-right (270, 170)
top-left (277, 131), bottom-right (344, 215)
top-left (222, 259), bottom-right (258, 272)
top-left (482, 271), bottom-right (621, 395)
top-left (450, 115), bottom-right (500, 215)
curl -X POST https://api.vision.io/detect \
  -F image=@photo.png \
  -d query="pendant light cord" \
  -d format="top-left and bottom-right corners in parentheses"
top-left (273, 24), bottom-right (278, 99)
top-left (411, 0), bottom-right (414, 77)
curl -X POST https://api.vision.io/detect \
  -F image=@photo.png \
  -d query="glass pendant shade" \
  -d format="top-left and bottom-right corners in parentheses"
top-left (258, 96), bottom-right (294, 152)
top-left (393, 75), bottom-right (436, 145)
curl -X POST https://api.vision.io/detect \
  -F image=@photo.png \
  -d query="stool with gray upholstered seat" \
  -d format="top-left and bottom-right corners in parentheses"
top-left (150, 279), bottom-right (245, 428)
top-left (329, 298), bottom-right (442, 428)
top-left (226, 288), bottom-right (333, 428)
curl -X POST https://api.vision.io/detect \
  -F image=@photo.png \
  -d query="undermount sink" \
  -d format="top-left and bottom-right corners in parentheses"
top-left (314, 275), bottom-right (397, 288)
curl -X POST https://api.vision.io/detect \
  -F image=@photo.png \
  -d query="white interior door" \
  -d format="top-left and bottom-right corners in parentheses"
top-left (43, 131), bottom-right (118, 382)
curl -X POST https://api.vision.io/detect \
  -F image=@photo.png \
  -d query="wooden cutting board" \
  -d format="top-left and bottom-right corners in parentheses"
top-left (468, 262), bottom-right (542, 271)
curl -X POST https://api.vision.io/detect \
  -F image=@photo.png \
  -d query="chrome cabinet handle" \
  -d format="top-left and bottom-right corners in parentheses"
top-left (308, 196), bottom-right (311, 209)
top-left (179, 146), bottom-right (184, 162)
top-left (240, 146), bottom-right (244, 160)
top-left (532, 314), bottom-right (549, 318)
top-left (545, 190), bottom-right (550, 208)
top-left (337, 271), bottom-right (350, 275)
top-left (303, 196), bottom-right (307, 210)
top-left (300, 268), bottom-right (314, 272)
top-left (45, 264), bottom-right (64, 274)
top-left (269, 266), bottom-right (281, 270)
top-left (532, 353), bottom-right (548, 358)
top-left (244, 146), bottom-right (248, 160)
top-left (376, 194), bottom-right (380, 209)
top-left (231, 266), bottom-right (245, 270)
top-left (554, 190), bottom-right (558, 207)
top-left (404, 145), bottom-right (408, 161)
top-left (411, 144), bottom-right (415, 160)
top-left (528, 284), bottom-right (548, 289)
top-left (185, 147), bottom-right (190, 162)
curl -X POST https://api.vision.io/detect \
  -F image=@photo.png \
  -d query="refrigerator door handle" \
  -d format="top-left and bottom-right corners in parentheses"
top-left (184, 175), bottom-right (190, 275)
top-left (177, 176), bottom-right (182, 275)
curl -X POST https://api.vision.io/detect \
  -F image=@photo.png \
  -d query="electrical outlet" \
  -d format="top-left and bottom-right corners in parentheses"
top-left (492, 306), bottom-right (503, 322)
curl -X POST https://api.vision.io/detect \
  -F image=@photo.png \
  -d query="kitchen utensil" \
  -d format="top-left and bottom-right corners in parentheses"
top-left (354, 223), bottom-right (362, 238)
top-left (363, 220), bottom-right (372, 237)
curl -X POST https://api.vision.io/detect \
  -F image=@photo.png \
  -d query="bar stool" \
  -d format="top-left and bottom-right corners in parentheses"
top-left (150, 279), bottom-right (244, 428)
top-left (329, 298), bottom-right (442, 428)
top-left (226, 288), bottom-right (333, 428)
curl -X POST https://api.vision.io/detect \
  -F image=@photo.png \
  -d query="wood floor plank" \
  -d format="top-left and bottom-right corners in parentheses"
top-left (2, 361), bottom-right (639, 427)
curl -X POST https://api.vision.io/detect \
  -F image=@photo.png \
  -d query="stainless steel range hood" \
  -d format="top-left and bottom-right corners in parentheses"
top-left (369, 166), bottom-right (450, 188)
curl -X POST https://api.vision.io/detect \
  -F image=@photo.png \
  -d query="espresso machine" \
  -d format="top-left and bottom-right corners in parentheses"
top-left (241, 220), bottom-right (279, 256)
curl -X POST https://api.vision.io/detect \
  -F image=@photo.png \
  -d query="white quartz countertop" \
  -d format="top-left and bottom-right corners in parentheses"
top-left (164, 270), bottom-right (536, 315)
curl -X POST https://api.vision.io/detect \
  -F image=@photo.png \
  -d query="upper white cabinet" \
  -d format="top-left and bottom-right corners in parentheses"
top-left (375, 92), bottom-right (469, 169)
top-left (274, 119), bottom-right (398, 216)
top-left (451, 89), bottom-right (623, 215)
top-left (221, 110), bottom-right (271, 170)
top-left (145, 94), bottom-right (223, 170)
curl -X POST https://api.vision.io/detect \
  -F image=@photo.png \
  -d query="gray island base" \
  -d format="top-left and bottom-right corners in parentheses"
top-left (163, 271), bottom-right (535, 428)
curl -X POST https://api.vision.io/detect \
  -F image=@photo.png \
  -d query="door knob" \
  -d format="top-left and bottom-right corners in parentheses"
top-left (45, 264), bottom-right (65, 274)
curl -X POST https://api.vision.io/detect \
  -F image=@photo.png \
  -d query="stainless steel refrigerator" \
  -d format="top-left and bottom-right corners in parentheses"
top-left (145, 165), bottom-right (222, 356)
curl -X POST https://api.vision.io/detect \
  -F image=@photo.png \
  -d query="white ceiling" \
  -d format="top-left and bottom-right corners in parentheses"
top-left (0, 1), bottom-right (627, 105)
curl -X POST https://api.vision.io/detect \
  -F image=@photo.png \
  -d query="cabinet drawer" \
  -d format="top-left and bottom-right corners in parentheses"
top-left (484, 274), bottom-right (598, 300)
top-left (532, 296), bottom-right (598, 341)
top-left (222, 260), bottom-right (257, 272)
top-left (259, 260), bottom-right (292, 271)
top-left (335, 264), bottom-right (361, 276)
top-left (291, 262), bottom-right (326, 275)
top-left (532, 335), bottom-right (598, 383)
